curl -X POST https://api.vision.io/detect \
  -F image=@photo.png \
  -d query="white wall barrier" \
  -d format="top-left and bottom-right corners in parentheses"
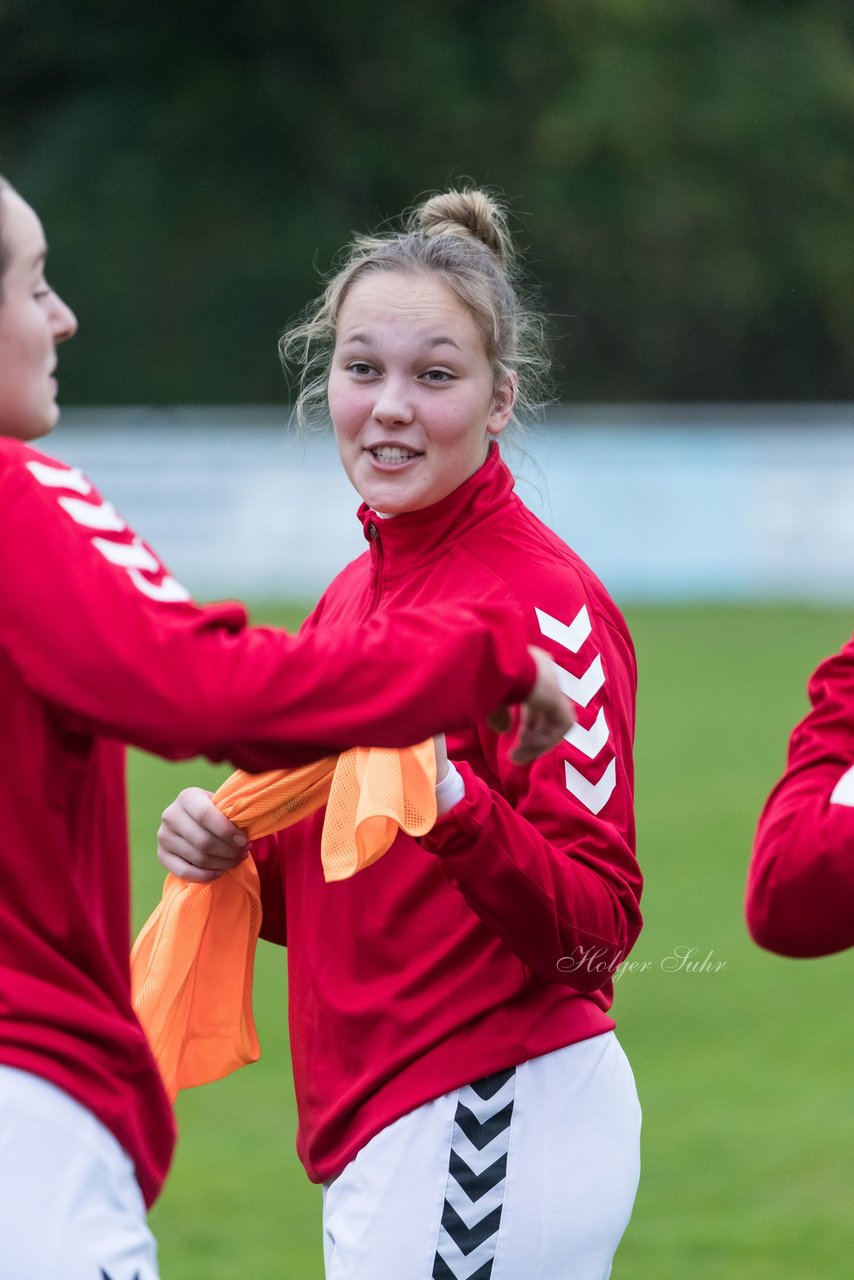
top-left (45, 404), bottom-right (854, 604)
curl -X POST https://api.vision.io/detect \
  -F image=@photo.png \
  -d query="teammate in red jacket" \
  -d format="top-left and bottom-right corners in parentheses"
top-left (160, 189), bottom-right (643, 1280)
top-left (747, 633), bottom-right (854, 957)
top-left (0, 175), bottom-right (570, 1280)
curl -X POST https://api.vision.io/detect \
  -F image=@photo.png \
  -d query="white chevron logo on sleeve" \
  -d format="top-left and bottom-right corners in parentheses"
top-left (830, 764), bottom-right (854, 807)
top-left (91, 537), bottom-right (161, 572)
top-left (536, 605), bottom-right (591, 654)
top-left (26, 460), bottom-right (192, 605)
top-left (92, 537), bottom-right (190, 598)
top-left (552, 654), bottom-right (605, 708)
top-left (564, 757), bottom-right (617, 815)
top-left (128, 570), bottom-right (191, 603)
top-left (26, 459), bottom-right (92, 495)
top-left (565, 707), bottom-right (609, 757)
top-left (58, 496), bottom-right (126, 532)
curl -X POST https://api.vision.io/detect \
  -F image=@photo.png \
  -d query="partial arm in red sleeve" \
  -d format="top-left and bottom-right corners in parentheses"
top-left (420, 613), bottom-right (642, 992)
top-left (250, 834), bottom-right (288, 948)
top-left (746, 636), bottom-right (854, 958)
top-left (0, 445), bottom-right (535, 768)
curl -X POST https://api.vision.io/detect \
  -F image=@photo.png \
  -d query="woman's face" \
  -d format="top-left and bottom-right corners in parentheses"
top-left (0, 189), bottom-right (77, 441)
top-left (327, 269), bottom-right (514, 515)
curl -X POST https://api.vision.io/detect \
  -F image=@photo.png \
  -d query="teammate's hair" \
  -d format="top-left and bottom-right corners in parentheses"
top-left (0, 176), bottom-right (12, 301)
top-left (280, 187), bottom-right (549, 433)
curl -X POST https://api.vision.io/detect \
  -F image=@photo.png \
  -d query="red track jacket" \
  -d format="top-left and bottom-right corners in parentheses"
top-left (252, 447), bottom-right (643, 1183)
top-left (747, 631), bottom-right (854, 957)
top-left (0, 437), bottom-right (537, 1207)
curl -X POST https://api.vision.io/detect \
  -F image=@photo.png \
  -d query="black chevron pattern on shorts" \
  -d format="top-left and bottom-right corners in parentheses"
top-left (453, 1100), bottom-right (514, 1151)
top-left (441, 1201), bottom-right (503, 1254)
top-left (432, 1066), bottom-right (516, 1280)
top-left (449, 1149), bottom-right (508, 1201)
top-left (433, 1255), bottom-right (495, 1280)
top-left (468, 1067), bottom-right (514, 1100)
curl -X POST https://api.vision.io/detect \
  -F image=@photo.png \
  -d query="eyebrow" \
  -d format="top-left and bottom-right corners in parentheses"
top-left (339, 332), bottom-right (462, 351)
top-left (30, 248), bottom-right (47, 270)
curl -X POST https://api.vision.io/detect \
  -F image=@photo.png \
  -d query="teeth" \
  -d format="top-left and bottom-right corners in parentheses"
top-left (371, 446), bottom-right (417, 463)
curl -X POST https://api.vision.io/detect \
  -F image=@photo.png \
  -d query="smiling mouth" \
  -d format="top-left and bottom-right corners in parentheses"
top-left (368, 446), bottom-right (422, 465)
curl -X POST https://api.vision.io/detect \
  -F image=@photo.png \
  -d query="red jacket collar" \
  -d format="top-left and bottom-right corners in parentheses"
top-left (357, 444), bottom-right (515, 576)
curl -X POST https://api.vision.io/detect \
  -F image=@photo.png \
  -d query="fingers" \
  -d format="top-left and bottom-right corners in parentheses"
top-left (485, 706), bottom-right (512, 734)
top-left (157, 787), bottom-right (248, 883)
top-left (509, 704), bottom-right (568, 764)
top-left (508, 646), bottom-right (574, 764)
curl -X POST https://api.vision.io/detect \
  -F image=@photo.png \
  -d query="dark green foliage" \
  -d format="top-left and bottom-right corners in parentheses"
top-left (2, 1), bottom-right (853, 403)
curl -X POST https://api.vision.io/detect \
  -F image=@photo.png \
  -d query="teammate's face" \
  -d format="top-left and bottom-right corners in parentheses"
top-left (0, 189), bottom-right (77, 441)
top-left (328, 270), bottom-right (514, 515)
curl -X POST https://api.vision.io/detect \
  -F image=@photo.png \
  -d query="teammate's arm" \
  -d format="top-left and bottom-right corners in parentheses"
top-left (0, 447), bottom-right (569, 767)
top-left (747, 636), bottom-right (854, 957)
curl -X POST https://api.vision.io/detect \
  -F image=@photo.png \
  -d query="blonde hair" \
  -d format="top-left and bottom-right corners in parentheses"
top-left (280, 188), bottom-right (549, 432)
top-left (0, 177), bottom-right (12, 301)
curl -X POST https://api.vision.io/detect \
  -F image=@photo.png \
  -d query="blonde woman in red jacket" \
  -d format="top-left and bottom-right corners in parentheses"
top-left (159, 189), bottom-right (643, 1280)
top-left (0, 175), bottom-right (569, 1280)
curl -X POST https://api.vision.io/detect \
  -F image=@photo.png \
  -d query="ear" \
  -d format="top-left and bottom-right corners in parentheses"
top-left (486, 371), bottom-right (517, 438)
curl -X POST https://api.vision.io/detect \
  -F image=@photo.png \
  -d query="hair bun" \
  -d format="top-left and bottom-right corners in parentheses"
top-left (415, 189), bottom-right (511, 266)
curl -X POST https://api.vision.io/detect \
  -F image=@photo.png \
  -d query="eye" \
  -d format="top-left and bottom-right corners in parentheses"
top-left (422, 368), bottom-right (454, 383)
top-left (346, 361), bottom-right (377, 377)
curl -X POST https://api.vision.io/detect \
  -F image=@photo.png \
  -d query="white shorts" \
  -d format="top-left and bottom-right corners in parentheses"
top-left (0, 1065), bottom-right (159, 1280)
top-left (322, 1031), bottom-right (641, 1280)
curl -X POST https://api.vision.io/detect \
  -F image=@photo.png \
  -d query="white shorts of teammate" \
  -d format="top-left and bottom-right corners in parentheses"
top-left (0, 1065), bottom-right (159, 1280)
top-left (322, 1030), bottom-right (641, 1280)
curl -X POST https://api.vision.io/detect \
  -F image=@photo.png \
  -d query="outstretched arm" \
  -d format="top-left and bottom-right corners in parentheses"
top-left (0, 444), bottom-right (564, 768)
top-left (157, 650), bottom-right (573, 887)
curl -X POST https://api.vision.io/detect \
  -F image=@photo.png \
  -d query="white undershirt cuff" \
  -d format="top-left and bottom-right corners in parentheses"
top-left (435, 762), bottom-right (466, 816)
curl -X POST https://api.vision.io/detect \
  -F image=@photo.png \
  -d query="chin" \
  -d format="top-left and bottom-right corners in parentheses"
top-left (4, 417), bottom-right (54, 443)
top-left (36, 403), bottom-right (61, 438)
top-left (29, 418), bottom-right (56, 441)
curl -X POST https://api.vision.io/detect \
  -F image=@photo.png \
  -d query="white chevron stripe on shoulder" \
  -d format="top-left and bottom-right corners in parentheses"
top-left (58, 496), bottom-right (126, 532)
top-left (90, 537), bottom-right (191, 601)
top-left (552, 654), bottom-right (605, 708)
top-left (536, 605), bottom-right (591, 654)
top-left (92, 537), bottom-right (160, 572)
top-left (565, 706), bottom-right (610, 758)
top-left (830, 764), bottom-right (854, 807)
top-left (564, 757), bottom-right (617, 815)
top-left (128, 570), bottom-right (191, 603)
top-left (26, 459), bottom-right (91, 495)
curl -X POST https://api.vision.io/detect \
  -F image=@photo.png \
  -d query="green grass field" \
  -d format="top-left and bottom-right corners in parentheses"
top-left (128, 603), bottom-right (854, 1279)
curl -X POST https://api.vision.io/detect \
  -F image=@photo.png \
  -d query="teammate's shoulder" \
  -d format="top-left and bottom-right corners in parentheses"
top-left (0, 437), bottom-right (54, 487)
top-left (0, 439), bottom-right (94, 506)
top-left (0, 435), bottom-right (30, 466)
top-left (0, 436), bottom-right (69, 467)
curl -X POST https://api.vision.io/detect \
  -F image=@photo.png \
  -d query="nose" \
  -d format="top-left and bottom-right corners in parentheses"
top-left (371, 376), bottom-right (415, 427)
top-left (50, 291), bottom-right (78, 345)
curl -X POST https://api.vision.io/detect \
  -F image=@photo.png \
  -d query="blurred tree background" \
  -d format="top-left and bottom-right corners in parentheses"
top-left (2, 0), bottom-right (853, 404)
